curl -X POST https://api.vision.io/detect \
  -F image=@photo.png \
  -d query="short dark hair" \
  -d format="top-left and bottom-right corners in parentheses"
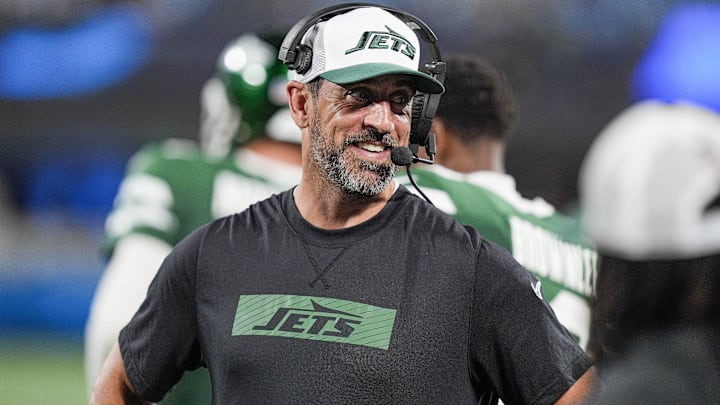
top-left (588, 252), bottom-right (720, 362)
top-left (435, 54), bottom-right (516, 142)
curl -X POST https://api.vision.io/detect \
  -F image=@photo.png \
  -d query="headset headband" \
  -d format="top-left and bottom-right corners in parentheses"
top-left (279, 3), bottom-right (442, 68)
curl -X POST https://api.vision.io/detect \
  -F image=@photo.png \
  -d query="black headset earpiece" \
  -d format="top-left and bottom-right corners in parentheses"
top-left (279, 3), bottom-right (368, 74)
top-left (279, 2), bottom-right (445, 161)
top-left (292, 44), bottom-right (313, 74)
top-left (409, 58), bottom-right (445, 158)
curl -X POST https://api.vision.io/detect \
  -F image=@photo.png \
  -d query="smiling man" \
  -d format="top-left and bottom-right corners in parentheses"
top-left (304, 76), bottom-right (408, 196)
top-left (90, 5), bottom-right (594, 404)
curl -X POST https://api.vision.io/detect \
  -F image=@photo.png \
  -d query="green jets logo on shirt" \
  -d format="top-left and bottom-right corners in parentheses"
top-left (345, 26), bottom-right (416, 60)
top-left (232, 294), bottom-right (397, 350)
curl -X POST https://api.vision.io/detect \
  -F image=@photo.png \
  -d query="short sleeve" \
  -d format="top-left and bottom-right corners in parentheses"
top-left (468, 239), bottom-right (593, 404)
top-left (119, 225), bottom-right (207, 402)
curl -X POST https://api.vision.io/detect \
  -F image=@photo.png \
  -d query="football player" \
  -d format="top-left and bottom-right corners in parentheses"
top-left (84, 32), bottom-right (301, 403)
top-left (398, 54), bottom-right (597, 350)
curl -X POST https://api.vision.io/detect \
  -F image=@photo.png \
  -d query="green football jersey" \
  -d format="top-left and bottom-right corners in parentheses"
top-left (398, 165), bottom-right (597, 348)
top-left (105, 138), bottom-right (302, 252)
top-left (102, 138), bottom-right (301, 404)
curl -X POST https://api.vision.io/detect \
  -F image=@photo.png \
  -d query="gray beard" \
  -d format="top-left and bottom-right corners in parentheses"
top-left (309, 116), bottom-right (399, 196)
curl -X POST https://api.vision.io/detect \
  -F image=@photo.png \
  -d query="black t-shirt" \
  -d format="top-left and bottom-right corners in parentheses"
top-left (120, 185), bottom-right (592, 404)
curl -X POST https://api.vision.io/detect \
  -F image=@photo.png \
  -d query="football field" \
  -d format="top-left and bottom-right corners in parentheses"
top-left (0, 334), bottom-right (87, 405)
top-left (0, 221), bottom-right (102, 405)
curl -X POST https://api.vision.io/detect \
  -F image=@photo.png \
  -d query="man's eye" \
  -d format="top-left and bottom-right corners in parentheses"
top-left (347, 89), bottom-right (370, 104)
top-left (391, 95), bottom-right (411, 108)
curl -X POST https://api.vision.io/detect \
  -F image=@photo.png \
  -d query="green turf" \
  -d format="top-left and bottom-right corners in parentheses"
top-left (0, 333), bottom-right (87, 405)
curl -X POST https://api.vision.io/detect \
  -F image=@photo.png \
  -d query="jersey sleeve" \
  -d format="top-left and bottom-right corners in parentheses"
top-left (118, 223), bottom-right (206, 402)
top-left (468, 239), bottom-right (593, 404)
top-left (102, 140), bottom-right (207, 255)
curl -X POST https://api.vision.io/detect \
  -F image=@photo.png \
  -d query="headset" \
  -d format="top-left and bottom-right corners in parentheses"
top-left (278, 2), bottom-right (446, 163)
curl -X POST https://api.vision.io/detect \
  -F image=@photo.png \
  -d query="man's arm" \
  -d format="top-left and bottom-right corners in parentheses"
top-left (85, 234), bottom-right (172, 392)
top-left (89, 342), bottom-right (154, 405)
top-left (554, 367), bottom-right (596, 405)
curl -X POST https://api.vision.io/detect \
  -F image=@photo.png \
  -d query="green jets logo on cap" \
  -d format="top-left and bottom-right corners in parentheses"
top-left (232, 294), bottom-right (397, 350)
top-left (345, 26), bottom-right (416, 60)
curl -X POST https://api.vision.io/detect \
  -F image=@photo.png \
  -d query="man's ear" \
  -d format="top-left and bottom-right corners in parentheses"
top-left (430, 118), bottom-right (448, 156)
top-left (287, 81), bottom-right (310, 129)
top-left (430, 118), bottom-right (446, 138)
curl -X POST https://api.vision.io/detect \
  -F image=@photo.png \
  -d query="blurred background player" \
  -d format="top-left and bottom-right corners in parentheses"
top-left (84, 32), bottom-right (302, 403)
top-left (579, 101), bottom-right (720, 403)
top-left (398, 54), bottom-right (597, 349)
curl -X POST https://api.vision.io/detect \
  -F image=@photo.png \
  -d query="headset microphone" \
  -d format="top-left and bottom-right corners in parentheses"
top-left (392, 132), bottom-right (437, 165)
top-left (391, 146), bottom-right (434, 205)
top-left (390, 146), bottom-right (414, 166)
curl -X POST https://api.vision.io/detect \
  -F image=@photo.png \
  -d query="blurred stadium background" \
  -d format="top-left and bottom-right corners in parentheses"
top-left (1, 0), bottom-right (718, 403)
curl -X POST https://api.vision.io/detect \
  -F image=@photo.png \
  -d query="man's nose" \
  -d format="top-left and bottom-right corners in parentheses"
top-left (362, 101), bottom-right (395, 134)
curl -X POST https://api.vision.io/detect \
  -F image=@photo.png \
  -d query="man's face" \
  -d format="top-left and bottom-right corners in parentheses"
top-left (308, 75), bottom-right (414, 195)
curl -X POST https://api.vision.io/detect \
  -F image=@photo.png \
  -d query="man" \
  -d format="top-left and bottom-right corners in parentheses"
top-left (84, 33), bottom-right (302, 403)
top-left (579, 101), bottom-right (720, 403)
top-left (90, 5), bottom-right (593, 404)
top-left (397, 54), bottom-right (597, 349)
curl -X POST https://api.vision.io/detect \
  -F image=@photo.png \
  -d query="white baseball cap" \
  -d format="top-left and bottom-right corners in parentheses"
top-left (292, 7), bottom-right (444, 95)
top-left (579, 100), bottom-right (720, 260)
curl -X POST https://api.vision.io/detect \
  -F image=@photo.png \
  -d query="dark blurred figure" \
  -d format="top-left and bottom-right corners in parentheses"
top-left (579, 100), bottom-right (720, 403)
